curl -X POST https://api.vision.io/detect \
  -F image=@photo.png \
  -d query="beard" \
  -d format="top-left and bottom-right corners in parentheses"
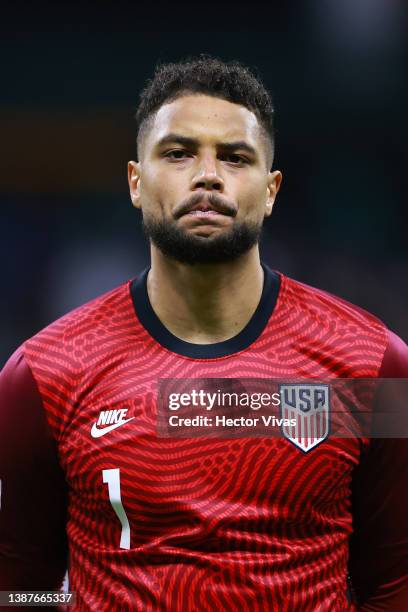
top-left (142, 214), bottom-right (262, 265)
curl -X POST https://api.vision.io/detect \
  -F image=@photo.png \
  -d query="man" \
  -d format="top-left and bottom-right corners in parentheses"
top-left (0, 56), bottom-right (407, 611)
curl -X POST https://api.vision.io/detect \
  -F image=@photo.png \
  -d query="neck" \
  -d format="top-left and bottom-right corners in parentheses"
top-left (147, 245), bottom-right (264, 344)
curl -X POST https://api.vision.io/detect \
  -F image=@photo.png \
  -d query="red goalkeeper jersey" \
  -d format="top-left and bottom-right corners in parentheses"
top-left (1, 264), bottom-right (407, 611)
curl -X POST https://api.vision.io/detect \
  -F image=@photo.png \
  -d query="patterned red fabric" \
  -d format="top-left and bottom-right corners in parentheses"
top-left (1, 269), bottom-right (407, 610)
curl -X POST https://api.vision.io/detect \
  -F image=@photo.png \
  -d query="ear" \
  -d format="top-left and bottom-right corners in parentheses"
top-left (128, 161), bottom-right (142, 209)
top-left (265, 170), bottom-right (282, 217)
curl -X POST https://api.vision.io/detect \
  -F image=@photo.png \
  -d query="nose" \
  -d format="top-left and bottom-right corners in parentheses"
top-left (191, 155), bottom-right (224, 191)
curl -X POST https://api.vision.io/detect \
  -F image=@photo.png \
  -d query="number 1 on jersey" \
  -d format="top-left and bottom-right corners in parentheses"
top-left (102, 468), bottom-right (131, 550)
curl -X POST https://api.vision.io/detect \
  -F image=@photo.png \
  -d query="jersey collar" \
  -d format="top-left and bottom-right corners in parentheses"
top-left (130, 263), bottom-right (280, 359)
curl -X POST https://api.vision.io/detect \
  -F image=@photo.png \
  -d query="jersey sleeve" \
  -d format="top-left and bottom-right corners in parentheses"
top-left (349, 330), bottom-right (408, 611)
top-left (0, 347), bottom-right (68, 589)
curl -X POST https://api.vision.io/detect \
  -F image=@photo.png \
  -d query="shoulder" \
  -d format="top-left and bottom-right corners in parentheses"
top-left (379, 329), bottom-right (408, 376)
top-left (2, 280), bottom-right (136, 439)
top-left (280, 273), bottom-right (386, 333)
top-left (278, 272), bottom-right (407, 376)
top-left (22, 280), bottom-right (133, 368)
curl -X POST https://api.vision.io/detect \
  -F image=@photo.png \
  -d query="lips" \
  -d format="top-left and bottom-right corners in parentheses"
top-left (174, 193), bottom-right (237, 219)
top-left (183, 199), bottom-right (234, 217)
top-left (187, 209), bottom-right (221, 215)
top-left (187, 204), bottom-right (225, 215)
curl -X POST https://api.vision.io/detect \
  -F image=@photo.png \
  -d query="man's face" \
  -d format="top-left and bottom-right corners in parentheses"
top-left (128, 94), bottom-right (282, 264)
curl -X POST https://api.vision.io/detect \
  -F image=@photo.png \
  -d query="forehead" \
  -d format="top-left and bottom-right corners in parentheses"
top-left (146, 94), bottom-right (263, 148)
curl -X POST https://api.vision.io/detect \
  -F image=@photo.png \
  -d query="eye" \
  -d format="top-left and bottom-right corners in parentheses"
top-left (220, 153), bottom-right (248, 165)
top-left (164, 149), bottom-right (191, 160)
top-left (163, 150), bottom-right (249, 164)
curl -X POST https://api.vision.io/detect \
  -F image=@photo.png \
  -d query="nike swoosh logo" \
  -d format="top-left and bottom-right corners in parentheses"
top-left (91, 417), bottom-right (135, 438)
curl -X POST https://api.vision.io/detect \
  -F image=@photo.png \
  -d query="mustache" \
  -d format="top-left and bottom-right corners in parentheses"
top-left (173, 192), bottom-right (238, 219)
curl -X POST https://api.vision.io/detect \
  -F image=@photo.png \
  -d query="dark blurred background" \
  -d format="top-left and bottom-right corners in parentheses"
top-left (1, 0), bottom-right (407, 366)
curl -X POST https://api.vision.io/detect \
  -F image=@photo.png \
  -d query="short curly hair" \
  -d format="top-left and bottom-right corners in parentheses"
top-left (135, 55), bottom-right (275, 167)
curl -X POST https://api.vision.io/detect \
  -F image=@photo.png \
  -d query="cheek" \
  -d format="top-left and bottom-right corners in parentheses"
top-left (236, 180), bottom-right (268, 218)
top-left (141, 166), bottom-right (184, 208)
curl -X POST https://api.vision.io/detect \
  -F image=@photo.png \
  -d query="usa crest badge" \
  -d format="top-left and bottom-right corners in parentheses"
top-left (279, 384), bottom-right (330, 452)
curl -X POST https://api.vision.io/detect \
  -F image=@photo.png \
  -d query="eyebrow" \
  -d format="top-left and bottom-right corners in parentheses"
top-left (155, 133), bottom-right (257, 157)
